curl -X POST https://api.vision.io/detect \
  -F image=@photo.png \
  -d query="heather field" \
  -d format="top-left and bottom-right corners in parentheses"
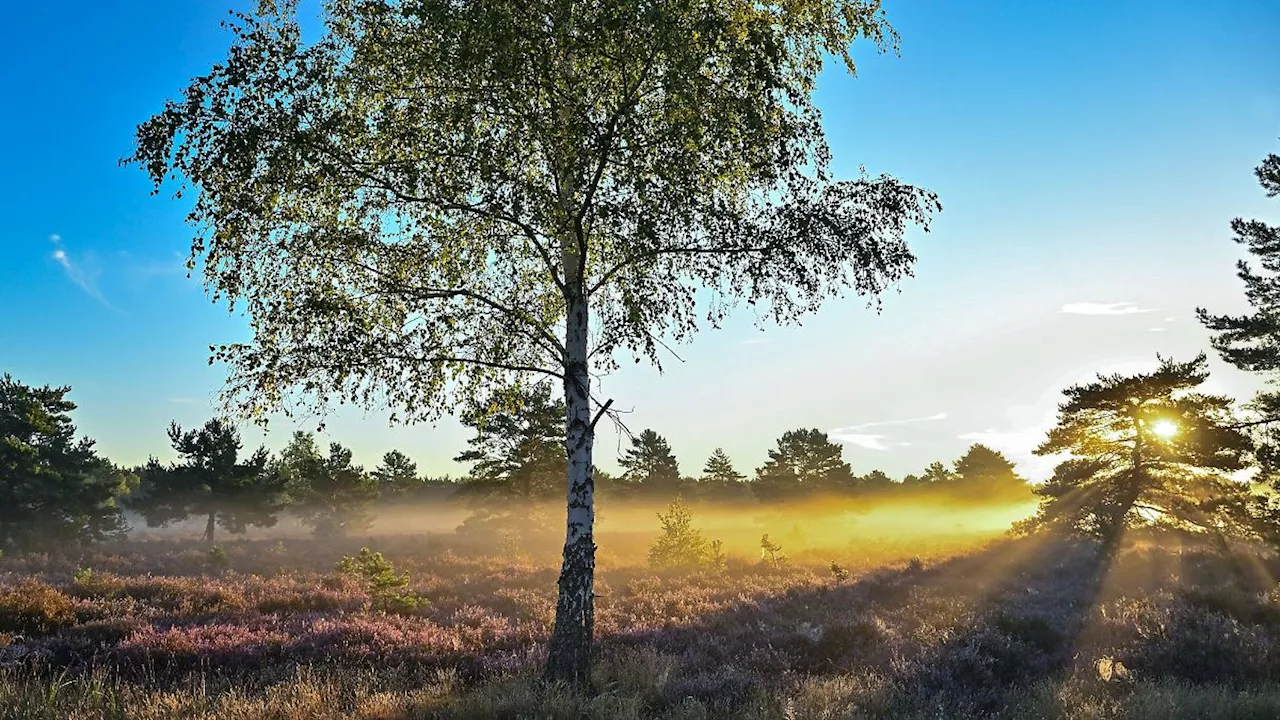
top-left (4, 503), bottom-right (1280, 719)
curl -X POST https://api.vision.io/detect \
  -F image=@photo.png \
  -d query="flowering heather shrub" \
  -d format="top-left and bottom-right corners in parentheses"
top-left (0, 582), bottom-right (77, 635)
top-left (1, 530), bottom-right (1279, 718)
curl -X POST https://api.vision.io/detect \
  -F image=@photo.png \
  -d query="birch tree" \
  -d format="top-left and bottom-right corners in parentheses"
top-left (129, 0), bottom-right (939, 683)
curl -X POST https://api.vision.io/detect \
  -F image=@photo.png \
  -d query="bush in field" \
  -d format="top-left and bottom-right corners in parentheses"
top-left (760, 534), bottom-right (786, 568)
top-left (0, 582), bottom-right (77, 634)
top-left (207, 545), bottom-right (230, 572)
top-left (336, 547), bottom-right (427, 614)
top-left (648, 497), bottom-right (713, 569)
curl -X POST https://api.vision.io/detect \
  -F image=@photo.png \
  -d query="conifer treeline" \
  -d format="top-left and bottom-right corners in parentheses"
top-left (0, 374), bottom-right (1030, 549)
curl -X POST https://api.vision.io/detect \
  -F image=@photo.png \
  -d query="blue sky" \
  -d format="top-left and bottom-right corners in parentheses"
top-left (2, 0), bottom-right (1278, 481)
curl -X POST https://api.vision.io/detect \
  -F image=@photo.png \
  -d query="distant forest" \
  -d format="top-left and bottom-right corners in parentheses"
top-left (1, 373), bottom-right (1030, 550)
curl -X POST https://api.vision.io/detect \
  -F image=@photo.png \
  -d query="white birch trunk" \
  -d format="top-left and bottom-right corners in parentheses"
top-left (544, 289), bottom-right (597, 684)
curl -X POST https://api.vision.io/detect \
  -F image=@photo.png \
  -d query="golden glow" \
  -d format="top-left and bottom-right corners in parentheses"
top-left (1151, 420), bottom-right (1178, 439)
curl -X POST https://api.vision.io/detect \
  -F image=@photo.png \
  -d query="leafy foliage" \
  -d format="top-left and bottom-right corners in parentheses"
top-left (0, 374), bottom-right (133, 551)
top-left (128, 0), bottom-right (938, 683)
top-left (1021, 355), bottom-right (1261, 543)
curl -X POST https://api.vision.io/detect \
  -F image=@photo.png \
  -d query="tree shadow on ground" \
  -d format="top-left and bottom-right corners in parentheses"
top-left (596, 532), bottom-right (1117, 715)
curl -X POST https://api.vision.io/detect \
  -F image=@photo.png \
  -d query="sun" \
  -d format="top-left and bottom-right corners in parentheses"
top-left (1151, 420), bottom-right (1179, 439)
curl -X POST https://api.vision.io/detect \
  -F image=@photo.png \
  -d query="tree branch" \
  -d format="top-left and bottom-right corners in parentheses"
top-left (302, 136), bottom-right (567, 294)
top-left (589, 398), bottom-right (614, 431)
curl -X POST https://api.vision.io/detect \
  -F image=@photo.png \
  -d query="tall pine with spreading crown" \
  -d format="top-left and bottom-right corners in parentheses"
top-left (1022, 355), bottom-right (1260, 546)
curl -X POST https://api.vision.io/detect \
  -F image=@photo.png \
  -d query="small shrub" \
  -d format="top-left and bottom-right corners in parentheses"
top-left (648, 497), bottom-right (712, 570)
top-left (336, 547), bottom-right (428, 614)
top-left (72, 566), bottom-right (95, 586)
top-left (829, 562), bottom-right (850, 582)
top-left (760, 534), bottom-right (785, 568)
top-left (709, 539), bottom-right (728, 571)
top-left (0, 582), bottom-right (78, 635)
top-left (207, 545), bottom-right (230, 572)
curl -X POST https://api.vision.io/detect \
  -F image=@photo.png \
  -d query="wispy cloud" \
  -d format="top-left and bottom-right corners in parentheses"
top-left (118, 249), bottom-right (187, 282)
top-left (958, 424), bottom-right (1060, 481)
top-left (958, 427), bottom-right (1044, 451)
top-left (829, 412), bottom-right (947, 451)
top-left (838, 412), bottom-right (947, 431)
top-left (1061, 301), bottom-right (1154, 316)
top-left (832, 432), bottom-right (889, 451)
top-left (50, 235), bottom-right (116, 310)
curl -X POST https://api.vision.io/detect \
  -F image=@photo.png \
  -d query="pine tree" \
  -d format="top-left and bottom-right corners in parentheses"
top-left (1022, 355), bottom-right (1261, 546)
top-left (455, 384), bottom-right (566, 500)
top-left (1198, 150), bottom-right (1280, 480)
top-left (752, 428), bottom-right (854, 500)
top-left (700, 448), bottom-right (746, 485)
top-left (952, 444), bottom-right (1031, 501)
top-left (619, 429), bottom-right (681, 493)
top-left (278, 432), bottom-right (379, 536)
top-left (0, 374), bottom-right (134, 551)
top-left (130, 419), bottom-right (285, 546)
top-left (647, 497), bottom-right (711, 569)
top-left (856, 469), bottom-right (895, 493)
top-left (921, 461), bottom-right (957, 484)
top-left (372, 450), bottom-right (422, 496)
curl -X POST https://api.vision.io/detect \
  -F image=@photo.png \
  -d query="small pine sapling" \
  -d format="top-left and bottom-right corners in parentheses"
top-left (648, 497), bottom-right (712, 569)
top-left (336, 547), bottom-right (428, 614)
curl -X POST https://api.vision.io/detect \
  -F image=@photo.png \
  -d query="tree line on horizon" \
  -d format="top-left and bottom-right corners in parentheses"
top-left (0, 372), bottom-right (1032, 551)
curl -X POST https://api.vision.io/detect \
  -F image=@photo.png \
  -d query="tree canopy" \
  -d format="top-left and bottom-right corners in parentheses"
top-left (618, 429), bottom-right (681, 491)
top-left (753, 428), bottom-right (854, 500)
top-left (1198, 150), bottom-right (1280, 479)
top-left (1021, 355), bottom-right (1262, 545)
top-left (277, 432), bottom-right (379, 536)
top-left (130, 418), bottom-right (284, 545)
top-left (129, 0), bottom-right (938, 683)
top-left (0, 374), bottom-right (133, 551)
top-left (701, 448), bottom-right (746, 485)
top-left (372, 450), bottom-right (422, 495)
top-left (952, 443), bottom-right (1030, 501)
top-left (454, 384), bottom-right (566, 499)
